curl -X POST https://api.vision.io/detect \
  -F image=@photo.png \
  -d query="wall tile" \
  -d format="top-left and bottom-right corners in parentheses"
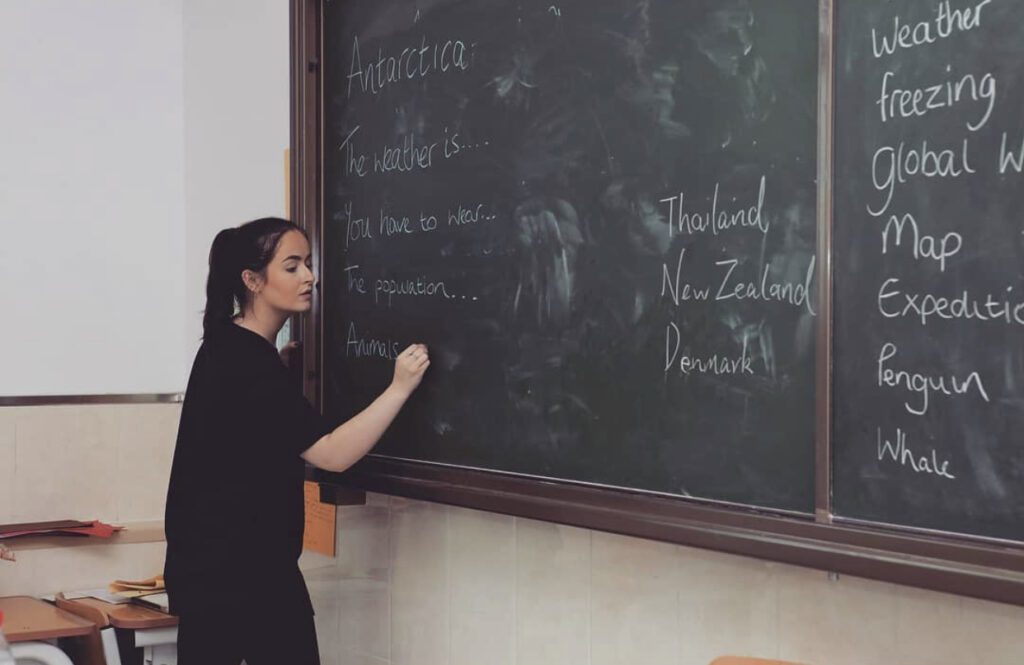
top-left (893, 586), bottom-right (970, 665)
top-left (320, 644), bottom-right (343, 665)
top-left (0, 407), bottom-right (17, 524)
top-left (14, 406), bottom-right (119, 523)
top-left (130, 541), bottom-right (167, 579)
top-left (0, 550), bottom-right (36, 596)
top-left (336, 504), bottom-right (390, 581)
top-left (677, 547), bottom-right (779, 665)
top-left (301, 548), bottom-right (339, 572)
top-left (449, 507), bottom-right (515, 665)
top-left (115, 404), bottom-right (179, 522)
top-left (338, 652), bottom-right (390, 665)
top-left (30, 542), bottom-right (156, 596)
top-left (364, 492), bottom-right (390, 508)
top-left (390, 499), bottom-right (448, 665)
top-left (591, 531), bottom-right (678, 665)
top-left (777, 567), bottom-right (898, 665)
top-left (338, 578), bottom-right (391, 660)
top-left (959, 595), bottom-right (1024, 665)
top-left (516, 517), bottom-right (590, 665)
top-left (305, 565), bottom-right (344, 665)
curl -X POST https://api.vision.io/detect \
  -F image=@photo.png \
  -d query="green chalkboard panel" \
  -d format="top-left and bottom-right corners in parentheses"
top-left (833, 0), bottom-right (1024, 541)
top-left (321, 0), bottom-right (819, 512)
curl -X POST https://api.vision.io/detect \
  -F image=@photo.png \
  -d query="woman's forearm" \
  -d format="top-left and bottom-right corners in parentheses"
top-left (302, 384), bottom-right (411, 472)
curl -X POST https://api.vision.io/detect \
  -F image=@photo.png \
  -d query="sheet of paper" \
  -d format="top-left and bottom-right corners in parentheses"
top-left (134, 591), bottom-right (170, 612)
top-left (65, 588), bottom-right (130, 604)
top-left (303, 480), bottom-right (336, 557)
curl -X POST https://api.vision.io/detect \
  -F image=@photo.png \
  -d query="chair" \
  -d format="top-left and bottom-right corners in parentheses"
top-left (54, 594), bottom-right (177, 665)
top-left (0, 596), bottom-right (94, 665)
top-left (54, 594), bottom-right (121, 665)
top-left (9, 642), bottom-right (74, 665)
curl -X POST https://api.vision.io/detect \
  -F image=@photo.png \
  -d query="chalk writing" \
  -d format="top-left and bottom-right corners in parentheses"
top-left (375, 276), bottom-right (452, 306)
top-left (665, 323), bottom-right (754, 376)
top-left (876, 427), bottom-right (956, 479)
top-left (999, 131), bottom-right (1024, 174)
top-left (877, 279), bottom-right (1024, 325)
top-left (346, 321), bottom-right (401, 359)
top-left (870, 1), bottom-right (992, 60)
top-left (869, 138), bottom-right (975, 218)
top-left (877, 342), bottom-right (990, 415)
top-left (715, 255), bottom-right (817, 315)
top-left (345, 265), bottom-right (367, 294)
top-left (661, 247), bottom-right (711, 306)
top-left (346, 34), bottom-right (474, 98)
top-left (875, 67), bottom-right (996, 130)
top-left (343, 201), bottom-right (373, 249)
top-left (341, 127), bottom-right (479, 178)
top-left (659, 176), bottom-right (769, 239)
top-left (880, 211), bottom-right (962, 272)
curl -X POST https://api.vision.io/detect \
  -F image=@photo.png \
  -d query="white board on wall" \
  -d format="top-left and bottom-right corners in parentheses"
top-left (0, 1), bottom-right (187, 396)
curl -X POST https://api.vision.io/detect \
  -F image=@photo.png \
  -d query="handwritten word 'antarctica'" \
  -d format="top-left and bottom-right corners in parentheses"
top-left (347, 34), bottom-right (474, 98)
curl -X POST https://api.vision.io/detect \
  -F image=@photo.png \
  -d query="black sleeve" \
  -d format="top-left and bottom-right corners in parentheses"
top-left (245, 360), bottom-right (332, 456)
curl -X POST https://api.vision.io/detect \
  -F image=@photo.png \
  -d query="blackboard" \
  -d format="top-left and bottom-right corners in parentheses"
top-left (321, 0), bottom-right (820, 512)
top-left (833, 0), bottom-right (1024, 541)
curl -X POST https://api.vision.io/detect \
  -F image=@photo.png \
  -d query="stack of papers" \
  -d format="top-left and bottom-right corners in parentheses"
top-left (109, 575), bottom-right (165, 599)
top-left (109, 575), bottom-right (170, 613)
top-left (0, 520), bottom-right (122, 539)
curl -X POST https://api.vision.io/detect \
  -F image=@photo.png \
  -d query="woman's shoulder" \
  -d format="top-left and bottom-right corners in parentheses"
top-left (200, 322), bottom-right (282, 376)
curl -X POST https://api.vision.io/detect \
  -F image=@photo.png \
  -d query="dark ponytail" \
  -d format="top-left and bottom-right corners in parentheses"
top-left (202, 217), bottom-right (307, 336)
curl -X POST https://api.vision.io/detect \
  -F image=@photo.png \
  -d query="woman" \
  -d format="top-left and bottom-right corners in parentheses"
top-left (164, 217), bottom-right (428, 664)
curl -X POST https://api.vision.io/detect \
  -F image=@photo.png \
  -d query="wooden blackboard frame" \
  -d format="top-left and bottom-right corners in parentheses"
top-left (290, 0), bottom-right (1024, 606)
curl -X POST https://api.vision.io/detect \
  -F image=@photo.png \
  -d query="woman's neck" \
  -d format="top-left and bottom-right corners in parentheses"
top-left (235, 304), bottom-right (287, 344)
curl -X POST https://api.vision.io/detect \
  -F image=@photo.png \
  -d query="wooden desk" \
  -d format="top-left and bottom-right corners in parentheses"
top-left (0, 596), bottom-right (94, 642)
top-left (56, 594), bottom-right (178, 665)
top-left (57, 596), bottom-right (177, 630)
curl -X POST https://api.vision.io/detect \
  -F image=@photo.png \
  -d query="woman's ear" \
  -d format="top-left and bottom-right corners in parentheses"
top-left (241, 269), bottom-right (263, 295)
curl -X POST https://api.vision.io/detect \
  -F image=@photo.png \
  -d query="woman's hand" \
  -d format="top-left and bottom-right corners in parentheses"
top-left (279, 341), bottom-right (300, 368)
top-left (391, 344), bottom-right (430, 398)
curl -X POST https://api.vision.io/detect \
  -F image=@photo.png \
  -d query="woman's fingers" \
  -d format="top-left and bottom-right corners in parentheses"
top-left (391, 344), bottom-right (430, 396)
top-left (399, 344), bottom-right (427, 357)
top-left (396, 344), bottom-right (429, 372)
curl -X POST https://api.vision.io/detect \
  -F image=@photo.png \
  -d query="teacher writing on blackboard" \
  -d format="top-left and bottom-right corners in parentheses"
top-left (164, 217), bottom-right (429, 664)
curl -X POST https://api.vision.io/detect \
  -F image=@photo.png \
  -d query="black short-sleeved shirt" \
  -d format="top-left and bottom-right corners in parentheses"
top-left (163, 322), bottom-right (330, 616)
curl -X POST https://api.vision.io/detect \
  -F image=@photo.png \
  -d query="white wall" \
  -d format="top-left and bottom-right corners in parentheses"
top-left (0, 0), bottom-right (290, 396)
top-left (182, 0), bottom-right (291, 357)
top-left (0, 0), bottom-right (186, 396)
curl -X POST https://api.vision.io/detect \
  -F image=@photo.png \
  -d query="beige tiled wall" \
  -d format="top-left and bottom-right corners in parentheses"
top-left (4, 404), bottom-right (1024, 665)
top-left (304, 496), bottom-right (1024, 665)
top-left (0, 404), bottom-right (179, 597)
